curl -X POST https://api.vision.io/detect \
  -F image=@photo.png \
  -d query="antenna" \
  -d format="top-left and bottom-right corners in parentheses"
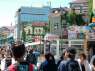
top-left (60, 4), bottom-right (62, 8)
top-left (47, 0), bottom-right (51, 7)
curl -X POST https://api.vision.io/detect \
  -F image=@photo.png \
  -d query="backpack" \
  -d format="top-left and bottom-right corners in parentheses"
top-left (26, 53), bottom-right (37, 65)
top-left (58, 60), bottom-right (67, 71)
top-left (7, 62), bottom-right (34, 71)
top-left (66, 60), bottom-right (81, 71)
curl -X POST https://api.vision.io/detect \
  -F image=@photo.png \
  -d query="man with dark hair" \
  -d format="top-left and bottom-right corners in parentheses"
top-left (58, 47), bottom-right (81, 71)
top-left (66, 47), bottom-right (76, 59)
top-left (7, 41), bottom-right (36, 71)
top-left (66, 48), bottom-right (81, 71)
top-left (11, 43), bottom-right (26, 59)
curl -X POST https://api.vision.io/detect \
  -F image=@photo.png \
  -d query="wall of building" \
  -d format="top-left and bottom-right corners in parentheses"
top-left (15, 6), bottom-right (51, 41)
top-left (19, 6), bottom-right (50, 22)
top-left (70, 0), bottom-right (88, 14)
top-left (49, 15), bottom-right (61, 35)
top-left (49, 8), bottom-right (68, 38)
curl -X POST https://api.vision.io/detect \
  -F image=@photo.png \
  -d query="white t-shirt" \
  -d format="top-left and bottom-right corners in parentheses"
top-left (1, 58), bottom-right (6, 71)
top-left (1, 58), bottom-right (17, 70)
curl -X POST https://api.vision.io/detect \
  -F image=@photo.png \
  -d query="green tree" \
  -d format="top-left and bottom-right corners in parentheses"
top-left (45, 21), bottom-right (50, 33)
top-left (60, 9), bottom-right (85, 26)
top-left (44, 26), bottom-right (50, 33)
top-left (60, 11), bottom-right (70, 26)
top-left (76, 14), bottom-right (85, 26)
top-left (88, 0), bottom-right (93, 23)
top-left (66, 9), bottom-right (77, 26)
top-left (22, 26), bottom-right (26, 42)
top-left (66, 10), bottom-right (84, 26)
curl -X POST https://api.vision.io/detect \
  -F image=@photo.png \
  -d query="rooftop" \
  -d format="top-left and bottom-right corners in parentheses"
top-left (70, 0), bottom-right (88, 3)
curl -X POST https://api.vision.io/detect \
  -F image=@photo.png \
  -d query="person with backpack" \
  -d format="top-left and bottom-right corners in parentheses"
top-left (58, 47), bottom-right (81, 71)
top-left (57, 54), bottom-right (64, 68)
top-left (7, 41), bottom-right (37, 71)
top-left (65, 47), bottom-right (81, 71)
top-left (58, 48), bottom-right (70, 71)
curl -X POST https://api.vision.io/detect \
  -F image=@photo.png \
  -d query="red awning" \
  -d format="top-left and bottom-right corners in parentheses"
top-left (32, 22), bottom-right (48, 27)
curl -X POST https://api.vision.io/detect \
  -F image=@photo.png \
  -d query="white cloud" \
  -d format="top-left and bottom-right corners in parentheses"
top-left (31, 2), bottom-right (44, 7)
top-left (0, 16), bottom-right (12, 27)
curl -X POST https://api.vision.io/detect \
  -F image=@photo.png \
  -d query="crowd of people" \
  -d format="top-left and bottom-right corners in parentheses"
top-left (0, 41), bottom-right (95, 71)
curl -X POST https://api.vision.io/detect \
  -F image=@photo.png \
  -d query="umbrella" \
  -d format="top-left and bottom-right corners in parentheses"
top-left (82, 26), bottom-right (91, 31)
top-left (89, 23), bottom-right (95, 27)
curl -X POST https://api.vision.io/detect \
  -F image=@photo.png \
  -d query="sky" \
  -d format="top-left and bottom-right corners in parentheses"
top-left (0, 0), bottom-right (72, 27)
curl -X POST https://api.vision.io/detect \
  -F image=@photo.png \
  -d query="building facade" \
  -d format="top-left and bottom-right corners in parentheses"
top-left (0, 26), bottom-right (14, 45)
top-left (32, 22), bottom-right (48, 42)
top-left (49, 8), bottom-right (68, 39)
top-left (70, 0), bottom-right (88, 14)
top-left (15, 6), bottom-right (50, 42)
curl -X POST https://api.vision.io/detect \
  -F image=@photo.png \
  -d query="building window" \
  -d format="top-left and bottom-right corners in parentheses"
top-left (61, 20), bottom-right (66, 28)
top-left (54, 10), bottom-right (58, 13)
top-left (34, 27), bottom-right (43, 35)
top-left (39, 29), bottom-right (41, 33)
top-left (54, 23), bottom-right (58, 29)
top-left (35, 29), bottom-right (38, 34)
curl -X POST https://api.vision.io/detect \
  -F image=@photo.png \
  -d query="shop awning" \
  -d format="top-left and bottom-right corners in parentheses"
top-left (25, 41), bottom-right (43, 47)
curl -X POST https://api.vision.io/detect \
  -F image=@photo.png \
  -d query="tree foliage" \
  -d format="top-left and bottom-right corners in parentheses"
top-left (88, 0), bottom-right (93, 23)
top-left (22, 26), bottom-right (26, 42)
top-left (61, 10), bottom-right (85, 26)
top-left (76, 14), bottom-right (85, 26)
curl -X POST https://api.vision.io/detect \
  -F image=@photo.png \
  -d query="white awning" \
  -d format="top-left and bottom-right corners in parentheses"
top-left (25, 41), bottom-right (43, 47)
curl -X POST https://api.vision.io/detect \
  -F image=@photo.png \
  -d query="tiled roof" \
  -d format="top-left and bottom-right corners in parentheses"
top-left (71, 0), bottom-right (88, 3)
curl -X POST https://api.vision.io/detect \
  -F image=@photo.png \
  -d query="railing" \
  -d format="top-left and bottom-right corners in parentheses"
top-left (59, 39), bottom-right (84, 47)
